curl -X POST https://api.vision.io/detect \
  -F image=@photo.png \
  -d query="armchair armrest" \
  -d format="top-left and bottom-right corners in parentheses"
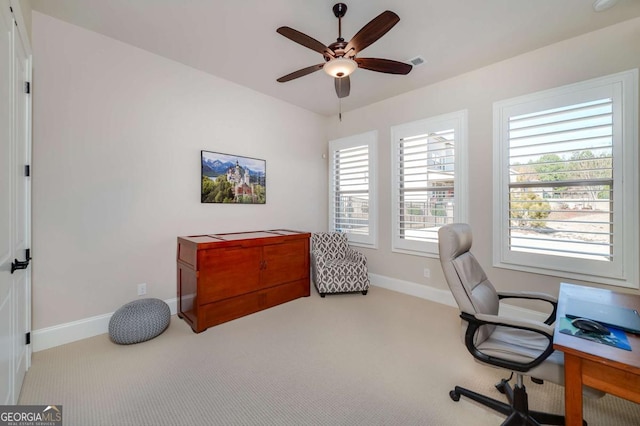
top-left (345, 247), bottom-right (367, 265)
top-left (498, 291), bottom-right (558, 325)
top-left (311, 249), bottom-right (326, 270)
top-left (460, 311), bottom-right (555, 373)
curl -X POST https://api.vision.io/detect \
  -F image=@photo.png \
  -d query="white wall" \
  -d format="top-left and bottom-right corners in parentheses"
top-left (16, 0), bottom-right (31, 42)
top-left (31, 12), bottom-right (328, 330)
top-left (327, 17), bottom-right (640, 298)
top-left (30, 12), bottom-right (640, 338)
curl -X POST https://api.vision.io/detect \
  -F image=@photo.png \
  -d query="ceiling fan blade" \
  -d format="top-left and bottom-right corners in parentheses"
top-left (277, 64), bottom-right (325, 83)
top-left (355, 58), bottom-right (412, 75)
top-left (345, 11), bottom-right (400, 55)
top-left (335, 76), bottom-right (351, 98)
top-left (277, 27), bottom-right (335, 58)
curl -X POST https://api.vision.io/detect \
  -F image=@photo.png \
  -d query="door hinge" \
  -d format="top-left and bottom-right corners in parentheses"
top-left (25, 332), bottom-right (30, 345)
top-left (24, 81), bottom-right (30, 94)
top-left (26, 248), bottom-right (31, 260)
top-left (25, 164), bottom-right (30, 176)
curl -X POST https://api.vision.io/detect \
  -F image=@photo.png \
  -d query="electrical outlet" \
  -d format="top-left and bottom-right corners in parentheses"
top-left (423, 268), bottom-right (431, 279)
top-left (137, 283), bottom-right (147, 296)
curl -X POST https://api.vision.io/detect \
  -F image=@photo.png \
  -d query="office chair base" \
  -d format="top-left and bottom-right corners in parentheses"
top-left (449, 382), bottom-right (576, 426)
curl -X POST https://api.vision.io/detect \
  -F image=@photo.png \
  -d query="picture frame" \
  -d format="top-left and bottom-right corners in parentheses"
top-left (201, 150), bottom-right (266, 204)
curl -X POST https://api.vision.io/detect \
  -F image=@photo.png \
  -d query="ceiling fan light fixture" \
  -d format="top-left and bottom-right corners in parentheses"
top-left (323, 57), bottom-right (358, 78)
top-left (593, 0), bottom-right (618, 12)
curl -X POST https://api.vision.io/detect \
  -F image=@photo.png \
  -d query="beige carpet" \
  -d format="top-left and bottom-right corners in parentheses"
top-left (19, 287), bottom-right (640, 425)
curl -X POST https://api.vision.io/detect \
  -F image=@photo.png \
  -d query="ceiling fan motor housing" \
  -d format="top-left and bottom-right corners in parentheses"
top-left (326, 41), bottom-right (349, 61)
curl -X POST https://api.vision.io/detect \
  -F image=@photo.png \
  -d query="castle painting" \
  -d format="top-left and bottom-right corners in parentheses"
top-left (201, 151), bottom-right (266, 204)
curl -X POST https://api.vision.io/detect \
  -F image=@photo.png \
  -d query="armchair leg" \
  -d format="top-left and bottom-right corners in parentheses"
top-left (361, 290), bottom-right (368, 295)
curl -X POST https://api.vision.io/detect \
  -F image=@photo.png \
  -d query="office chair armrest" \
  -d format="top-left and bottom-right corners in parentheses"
top-left (498, 291), bottom-right (557, 304)
top-left (460, 311), bottom-right (555, 373)
top-left (497, 291), bottom-right (558, 325)
top-left (474, 313), bottom-right (554, 336)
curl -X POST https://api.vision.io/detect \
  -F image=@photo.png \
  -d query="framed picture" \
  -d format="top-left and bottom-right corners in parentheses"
top-left (201, 150), bottom-right (266, 204)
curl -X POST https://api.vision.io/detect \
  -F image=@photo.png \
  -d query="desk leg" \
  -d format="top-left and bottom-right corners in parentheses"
top-left (564, 353), bottom-right (583, 426)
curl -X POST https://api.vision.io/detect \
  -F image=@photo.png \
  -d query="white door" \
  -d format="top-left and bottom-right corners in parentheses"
top-left (12, 5), bottom-right (31, 403)
top-left (0, 2), bottom-right (15, 406)
top-left (0, 2), bottom-right (31, 405)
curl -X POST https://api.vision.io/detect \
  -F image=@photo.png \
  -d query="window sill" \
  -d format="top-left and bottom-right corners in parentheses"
top-left (493, 260), bottom-right (639, 290)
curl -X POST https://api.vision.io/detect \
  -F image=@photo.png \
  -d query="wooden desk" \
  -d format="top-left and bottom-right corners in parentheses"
top-left (553, 282), bottom-right (640, 426)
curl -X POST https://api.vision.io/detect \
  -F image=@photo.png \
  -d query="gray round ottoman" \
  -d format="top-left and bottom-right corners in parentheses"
top-left (109, 298), bottom-right (170, 345)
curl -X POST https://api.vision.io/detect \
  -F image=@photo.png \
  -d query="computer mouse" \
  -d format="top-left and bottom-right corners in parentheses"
top-left (571, 317), bottom-right (610, 335)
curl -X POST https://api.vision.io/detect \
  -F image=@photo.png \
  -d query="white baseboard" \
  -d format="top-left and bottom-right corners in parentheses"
top-left (33, 275), bottom-right (548, 352)
top-left (32, 298), bottom-right (177, 352)
top-left (369, 273), bottom-right (549, 322)
top-left (369, 273), bottom-right (457, 308)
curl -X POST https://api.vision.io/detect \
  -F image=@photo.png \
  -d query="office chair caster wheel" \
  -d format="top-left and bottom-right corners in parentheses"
top-left (449, 390), bottom-right (460, 402)
top-left (495, 374), bottom-right (512, 394)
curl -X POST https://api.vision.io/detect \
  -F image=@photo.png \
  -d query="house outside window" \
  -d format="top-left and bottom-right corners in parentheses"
top-left (329, 131), bottom-right (378, 248)
top-left (391, 110), bottom-right (468, 257)
top-left (493, 70), bottom-right (638, 288)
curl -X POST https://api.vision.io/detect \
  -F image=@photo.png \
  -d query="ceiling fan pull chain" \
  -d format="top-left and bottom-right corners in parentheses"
top-left (339, 98), bottom-right (342, 122)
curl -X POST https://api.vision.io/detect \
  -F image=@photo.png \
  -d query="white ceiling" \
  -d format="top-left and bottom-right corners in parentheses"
top-left (30, 0), bottom-right (640, 116)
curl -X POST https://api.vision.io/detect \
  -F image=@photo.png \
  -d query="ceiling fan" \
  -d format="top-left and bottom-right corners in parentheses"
top-left (276, 3), bottom-right (412, 99)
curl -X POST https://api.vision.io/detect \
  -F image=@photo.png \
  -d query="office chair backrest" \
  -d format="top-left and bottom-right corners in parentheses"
top-left (438, 223), bottom-right (499, 344)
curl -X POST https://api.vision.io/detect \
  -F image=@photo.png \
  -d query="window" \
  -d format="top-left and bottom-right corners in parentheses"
top-left (493, 70), bottom-right (638, 288)
top-left (329, 131), bottom-right (377, 247)
top-left (391, 111), bottom-right (468, 256)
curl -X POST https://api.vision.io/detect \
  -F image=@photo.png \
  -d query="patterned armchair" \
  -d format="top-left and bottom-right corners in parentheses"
top-left (310, 232), bottom-right (370, 297)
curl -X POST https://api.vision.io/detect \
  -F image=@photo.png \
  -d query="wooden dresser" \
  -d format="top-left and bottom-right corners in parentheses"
top-left (176, 229), bottom-right (310, 333)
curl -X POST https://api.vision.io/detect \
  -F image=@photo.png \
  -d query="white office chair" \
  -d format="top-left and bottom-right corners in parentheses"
top-left (438, 223), bottom-right (601, 426)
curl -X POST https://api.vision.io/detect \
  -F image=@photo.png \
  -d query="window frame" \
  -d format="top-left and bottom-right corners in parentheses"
top-left (328, 130), bottom-right (378, 248)
top-left (391, 110), bottom-right (469, 257)
top-left (493, 69), bottom-right (639, 289)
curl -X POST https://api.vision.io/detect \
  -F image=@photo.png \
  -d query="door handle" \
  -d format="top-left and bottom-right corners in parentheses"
top-left (11, 257), bottom-right (30, 274)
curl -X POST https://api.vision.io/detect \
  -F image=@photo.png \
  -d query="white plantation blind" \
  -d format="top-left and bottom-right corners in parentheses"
top-left (329, 131), bottom-right (377, 247)
top-left (392, 111), bottom-right (468, 256)
top-left (397, 129), bottom-right (455, 244)
top-left (493, 69), bottom-right (638, 288)
top-left (508, 99), bottom-right (614, 261)
top-left (332, 144), bottom-right (370, 236)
